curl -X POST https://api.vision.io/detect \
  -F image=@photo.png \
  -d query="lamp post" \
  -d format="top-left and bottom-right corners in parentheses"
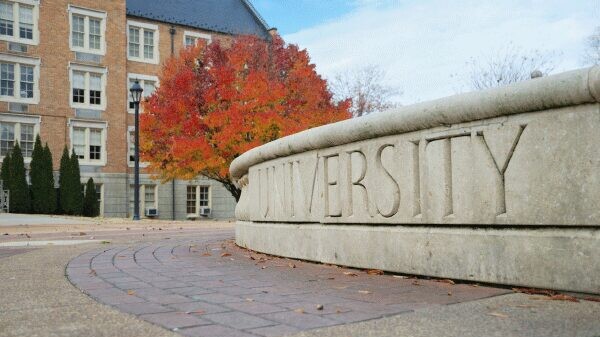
top-left (129, 80), bottom-right (143, 220)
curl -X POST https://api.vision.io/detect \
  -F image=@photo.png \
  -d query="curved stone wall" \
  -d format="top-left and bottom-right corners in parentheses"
top-left (232, 67), bottom-right (600, 294)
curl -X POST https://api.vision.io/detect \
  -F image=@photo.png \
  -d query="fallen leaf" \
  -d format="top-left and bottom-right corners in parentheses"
top-left (288, 263), bottom-right (296, 269)
top-left (447, 291), bottom-right (452, 296)
top-left (78, 232), bottom-right (87, 236)
top-left (89, 269), bottom-right (97, 276)
top-left (366, 269), bottom-right (384, 275)
top-left (343, 272), bottom-right (358, 277)
top-left (100, 240), bottom-right (110, 244)
top-left (515, 304), bottom-right (537, 309)
top-left (548, 294), bottom-right (579, 302)
top-left (193, 310), bottom-right (206, 315)
top-left (488, 312), bottom-right (509, 318)
top-left (513, 287), bottom-right (555, 296)
top-left (336, 309), bottom-right (342, 313)
top-left (316, 304), bottom-right (324, 310)
top-left (358, 290), bottom-right (372, 294)
top-left (435, 279), bottom-right (455, 285)
top-left (412, 280), bottom-right (421, 286)
top-left (583, 297), bottom-right (600, 303)
top-left (127, 290), bottom-right (135, 296)
top-left (294, 308), bottom-right (305, 314)
top-left (220, 253), bottom-right (232, 257)
top-left (201, 253), bottom-right (211, 256)
top-left (245, 298), bottom-right (254, 302)
top-left (470, 284), bottom-right (480, 287)
top-left (261, 266), bottom-right (267, 269)
top-left (327, 277), bottom-right (335, 280)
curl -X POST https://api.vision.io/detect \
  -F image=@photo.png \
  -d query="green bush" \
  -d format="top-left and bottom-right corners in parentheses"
top-left (58, 147), bottom-right (83, 215)
top-left (1, 152), bottom-right (10, 189)
top-left (83, 178), bottom-right (99, 217)
top-left (58, 146), bottom-right (70, 214)
top-left (30, 136), bottom-right (56, 214)
top-left (70, 150), bottom-right (83, 215)
top-left (8, 143), bottom-right (31, 213)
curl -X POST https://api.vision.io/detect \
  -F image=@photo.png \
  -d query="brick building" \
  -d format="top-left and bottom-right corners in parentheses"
top-left (0, 0), bottom-right (271, 219)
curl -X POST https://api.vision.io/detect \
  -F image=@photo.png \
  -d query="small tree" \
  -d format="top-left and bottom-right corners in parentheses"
top-left (83, 177), bottom-right (99, 217)
top-left (69, 150), bottom-right (83, 215)
top-left (582, 26), bottom-right (600, 66)
top-left (1, 152), bottom-right (10, 188)
top-left (30, 135), bottom-right (56, 214)
top-left (464, 43), bottom-right (557, 90)
top-left (58, 146), bottom-right (70, 214)
top-left (8, 143), bottom-right (30, 213)
top-left (43, 143), bottom-right (56, 213)
top-left (329, 64), bottom-right (400, 117)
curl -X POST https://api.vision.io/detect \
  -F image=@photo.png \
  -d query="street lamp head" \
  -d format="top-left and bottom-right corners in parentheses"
top-left (129, 79), bottom-right (144, 103)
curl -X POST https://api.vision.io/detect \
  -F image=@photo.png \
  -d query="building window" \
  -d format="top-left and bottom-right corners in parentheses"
top-left (0, 114), bottom-right (39, 159)
top-left (69, 64), bottom-right (106, 110)
top-left (129, 184), bottom-right (157, 216)
top-left (0, 1), bottom-right (38, 45)
top-left (68, 6), bottom-right (106, 55)
top-left (127, 126), bottom-right (149, 168)
top-left (187, 185), bottom-right (210, 216)
top-left (186, 186), bottom-right (196, 215)
top-left (127, 20), bottom-right (158, 64)
top-left (0, 54), bottom-right (40, 104)
top-left (127, 74), bottom-right (157, 113)
top-left (69, 120), bottom-right (106, 165)
top-left (183, 31), bottom-right (211, 48)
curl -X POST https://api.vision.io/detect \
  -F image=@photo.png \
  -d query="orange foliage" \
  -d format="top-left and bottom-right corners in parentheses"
top-left (140, 35), bottom-right (350, 199)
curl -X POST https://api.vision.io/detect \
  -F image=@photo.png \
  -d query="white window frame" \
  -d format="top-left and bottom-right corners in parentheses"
top-left (0, 0), bottom-right (39, 45)
top-left (186, 185), bottom-right (211, 217)
top-left (68, 5), bottom-right (106, 55)
top-left (127, 73), bottom-right (158, 114)
top-left (129, 184), bottom-right (158, 217)
top-left (127, 125), bottom-right (149, 168)
top-left (0, 112), bottom-right (39, 162)
top-left (0, 53), bottom-right (40, 104)
top-left (127, 20), bottom-right (159, 64)
top-left (69, 63), bottom-right (107, 110)
top-left (183, 31), bottom-right (211, 47)
top-left (68, 119), bottom-right (107, 166)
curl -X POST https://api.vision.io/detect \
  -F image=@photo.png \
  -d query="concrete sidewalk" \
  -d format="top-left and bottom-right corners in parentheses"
top-left (0, 213), bottom-right (96, 226)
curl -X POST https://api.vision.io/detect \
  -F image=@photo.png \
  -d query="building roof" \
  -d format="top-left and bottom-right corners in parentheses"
top-left (126, 0), bottom-right (270, 39)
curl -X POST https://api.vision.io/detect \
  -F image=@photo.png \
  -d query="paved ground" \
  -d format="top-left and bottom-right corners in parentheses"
top-left (1, 218), bottom-right (599, 337)
top-left (66, 232), bottom-right (509, 337)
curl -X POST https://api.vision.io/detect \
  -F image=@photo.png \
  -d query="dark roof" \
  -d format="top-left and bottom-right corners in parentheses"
top-left (126, 0), bottom-right (270, 39)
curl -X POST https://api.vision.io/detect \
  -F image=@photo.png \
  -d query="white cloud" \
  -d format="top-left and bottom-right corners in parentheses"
top-left (285, 0), bottom-right (598, 104)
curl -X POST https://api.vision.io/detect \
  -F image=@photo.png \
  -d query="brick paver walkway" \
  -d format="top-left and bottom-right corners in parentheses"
top-left (66, 229), bottom-right (510, 337)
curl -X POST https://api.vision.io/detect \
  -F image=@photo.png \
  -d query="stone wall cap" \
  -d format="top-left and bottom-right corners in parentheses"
top-left (230, 66), bottom-right (600, 182)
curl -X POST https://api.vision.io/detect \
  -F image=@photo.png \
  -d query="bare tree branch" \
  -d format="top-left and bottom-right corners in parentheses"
top-left (582, 26), bottom-right (600, 66)
top-left (465, 43), bottom-right (558, 91)
top-left (329, 64), bottom-right (400, 117)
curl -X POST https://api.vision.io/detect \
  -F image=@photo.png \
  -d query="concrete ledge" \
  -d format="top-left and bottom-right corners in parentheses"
top-left (236, 221), bottom-right (600, 294)
top-left (231, 66), bottom-right (600, 182)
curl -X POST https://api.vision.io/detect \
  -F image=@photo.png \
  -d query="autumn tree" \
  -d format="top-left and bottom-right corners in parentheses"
top-left (141, 35), bottom-right (350, 201)
top-left (329, 64), bottom-right (400, 117)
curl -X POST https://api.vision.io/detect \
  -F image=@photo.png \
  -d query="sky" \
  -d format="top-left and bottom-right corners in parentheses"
top-left (251, 0), bottom-right (599, 104)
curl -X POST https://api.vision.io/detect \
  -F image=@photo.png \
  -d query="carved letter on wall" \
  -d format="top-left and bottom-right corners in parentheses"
top-left (346, 150), bottom-right (370, 217)
top-left (375, 144), bottom-right (401, 218)
top-left (323, 154), bottom-right (342, 217)
top-left (479, 125), bottom-right (526, 215)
